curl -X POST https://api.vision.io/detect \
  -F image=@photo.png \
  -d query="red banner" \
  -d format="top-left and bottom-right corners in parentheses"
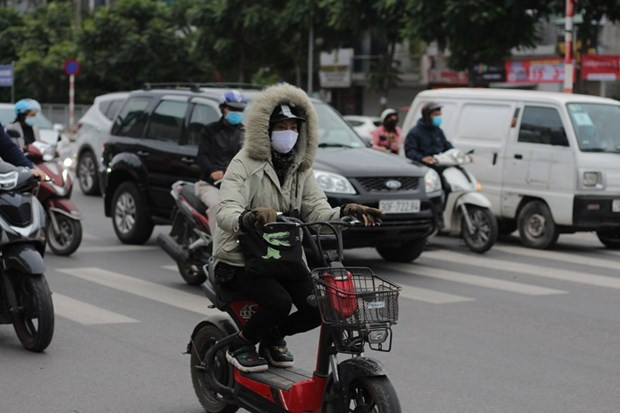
top-left (505, 58), bottom-right (568, 84)
top-left (581, 55), bottom-right (620, 81)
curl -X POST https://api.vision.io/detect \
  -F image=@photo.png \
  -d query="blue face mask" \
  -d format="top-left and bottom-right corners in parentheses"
top-left (432, 116), bottom-right (442, 127)
top-left (25, 117), bottom-right (37, 127)
top-left (226, 111), bottom-right (243, 125)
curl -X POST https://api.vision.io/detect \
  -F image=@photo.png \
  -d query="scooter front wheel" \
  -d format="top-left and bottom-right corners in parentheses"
top-left (12, 274), bottom-right (55, 352)
top-left (461, 206), bottom-right (498, 254)
top-left (190, 324), bottom-right (238, 413)
top-left (324, 376), bottom-right (401, 412)
top-left (47, 213), bottom-right (82, 256)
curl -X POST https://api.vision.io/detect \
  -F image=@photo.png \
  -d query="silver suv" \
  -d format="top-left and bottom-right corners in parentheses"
top-left (75, 92), bottom-right (129, 195)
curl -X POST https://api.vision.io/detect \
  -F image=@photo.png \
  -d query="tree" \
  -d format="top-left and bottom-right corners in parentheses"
top-left (403, 0), bottom-right (546, 85)
top-left (79, 0), bottom-right (194, 101)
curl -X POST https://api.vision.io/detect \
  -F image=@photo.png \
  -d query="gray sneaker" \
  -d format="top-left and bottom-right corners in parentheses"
top-left (259, 340), bottom-right (294, 368)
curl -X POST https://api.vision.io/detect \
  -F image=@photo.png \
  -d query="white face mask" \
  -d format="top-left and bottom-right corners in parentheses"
top-left (271, 130), bottom-right (299, 154)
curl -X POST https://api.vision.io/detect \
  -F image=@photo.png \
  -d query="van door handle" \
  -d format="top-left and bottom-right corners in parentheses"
top-left (492, 153), bottom-right (498, 165)
top-left (181, 157), bottom-right (194, 164)
top-left (137, 151), bottom-right (150, 157)
top-left (514, 154), bottom-right (523, 160)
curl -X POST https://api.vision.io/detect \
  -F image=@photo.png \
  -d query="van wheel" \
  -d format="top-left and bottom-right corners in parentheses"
top-left (596, 229), bottom-right (620, 249)
top-left (111, 182), bottom-right (153, 244)
top-left (517, 201), bottom-right (559, 249)
top-left (377, 238), bottom-right (427, 262)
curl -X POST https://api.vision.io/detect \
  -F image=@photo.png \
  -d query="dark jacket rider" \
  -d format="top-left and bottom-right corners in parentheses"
top-left (404, 102), bottom-right (453, 164)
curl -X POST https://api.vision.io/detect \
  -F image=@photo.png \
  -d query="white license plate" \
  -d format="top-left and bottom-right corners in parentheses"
top-left (613, 199), bottom-right (620, 213)
top-left (379, 199), bottom-right (421, 214)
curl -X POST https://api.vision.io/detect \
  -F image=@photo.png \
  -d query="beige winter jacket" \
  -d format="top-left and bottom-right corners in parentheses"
top-left (213, 84), bottom-right (340, 267)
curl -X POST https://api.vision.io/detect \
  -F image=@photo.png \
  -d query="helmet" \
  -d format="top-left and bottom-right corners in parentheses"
top-left (219, 90), bottom-right (247, 111)
top-left (269, 103), bottom-right (306, 124)
top-left (421, 102), bottom-right (442, 123)
top-left (380, 108), bottom-right (398, 123)
top-left (15, 98), bottom-right (41, 116)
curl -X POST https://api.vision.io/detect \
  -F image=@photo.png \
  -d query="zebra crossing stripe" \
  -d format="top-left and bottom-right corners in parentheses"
top-left (424, 250), bottom-right (620, 290)
top-left (57, 267), bottom-right (216, 315)
top-left (378, 263), bottom-right (567, 296)
top-left (53, 293), bottom-right (138, 325)
top-left (397, 284), bottom-right (474, 304)
top-left (494, 245), bottom-right (620, 272)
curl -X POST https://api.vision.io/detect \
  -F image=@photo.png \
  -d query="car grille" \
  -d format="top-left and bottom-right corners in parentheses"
top-left (355, 177), bottom-right (419, 192)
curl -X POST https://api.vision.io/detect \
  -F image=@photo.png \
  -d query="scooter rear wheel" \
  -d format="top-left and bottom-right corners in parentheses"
top-left (190, 324), bottom-right (238, 413)
top-left (47, 214), bottom-right (82, 256)
top-left (324, 376), bottom-right (401, 412)
top-left (12, 274), bottom-right (54, 352)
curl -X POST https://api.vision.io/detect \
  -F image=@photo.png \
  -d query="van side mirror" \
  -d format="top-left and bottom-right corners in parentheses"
top-left (6, 129), bottom-right (21, 138)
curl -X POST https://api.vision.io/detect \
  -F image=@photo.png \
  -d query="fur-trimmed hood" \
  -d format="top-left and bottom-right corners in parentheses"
top-left (243, 83), bottom-right (318, 171)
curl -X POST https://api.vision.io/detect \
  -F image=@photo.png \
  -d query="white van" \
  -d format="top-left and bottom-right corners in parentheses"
top-left (403, 88), bottom-right (620, 249)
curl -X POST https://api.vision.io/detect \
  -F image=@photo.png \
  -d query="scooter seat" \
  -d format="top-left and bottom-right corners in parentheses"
top-left (180, 183), bottom-right (207, 213)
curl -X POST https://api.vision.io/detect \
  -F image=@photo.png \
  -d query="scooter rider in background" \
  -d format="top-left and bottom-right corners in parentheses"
top-left (405, 102), bottom-right (455, 206)
top-left (214, 83), bottom-right (383, 373)
top-left (371, 107), bottom-right (402, 154)
top-left (6, 98), bottom-right (42, 148)
top-left (0, 120), bottom-right (46, 180)
top-left (195, 90), bottom-right (247, 234)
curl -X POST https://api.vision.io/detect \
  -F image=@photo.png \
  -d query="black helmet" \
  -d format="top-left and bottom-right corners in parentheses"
top-left (269, 103), bottom-right (306, 124)
top-left (421, 101), bottom-right (442, 123)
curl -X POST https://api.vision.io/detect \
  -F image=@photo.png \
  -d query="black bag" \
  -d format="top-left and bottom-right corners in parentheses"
top-left (239, 222), bottom-right (309, 279)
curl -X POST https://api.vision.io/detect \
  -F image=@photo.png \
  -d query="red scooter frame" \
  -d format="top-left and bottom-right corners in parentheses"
top-left (188, 219), bottom-right (402, 413)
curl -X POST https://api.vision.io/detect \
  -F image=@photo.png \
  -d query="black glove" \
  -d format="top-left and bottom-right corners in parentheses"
top-left (341, 203), bottom-right (384, 225)
top-left (240, 207), bottom-right (278, 230)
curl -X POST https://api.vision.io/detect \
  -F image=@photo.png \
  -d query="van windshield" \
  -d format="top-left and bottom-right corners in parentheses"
top-left (567, 103), bottom-right (620, 153)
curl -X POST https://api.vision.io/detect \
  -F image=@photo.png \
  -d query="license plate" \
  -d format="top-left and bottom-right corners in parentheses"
top-left (613, 199), bottom-right (620, 213)
top-left (379, 199), bottom-right (421, 214)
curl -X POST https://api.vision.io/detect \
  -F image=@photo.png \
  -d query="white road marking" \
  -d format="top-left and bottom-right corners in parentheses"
top-left (494, 245), bottom-right (620, 272)
top-left (78, 245), bottom-right (159, 253)
top-left (377, 263), bottom-right (567, 296)
top-left (397, 284), bottom-right (473, 304)
top-left (82, 232), bottom-right (101, 241)
top-left (57, 267), bottom-right (216, 315)
top-left (423, 250), bottom-right (620, 290)
top-left (53, 293), bottom-right (138, 325)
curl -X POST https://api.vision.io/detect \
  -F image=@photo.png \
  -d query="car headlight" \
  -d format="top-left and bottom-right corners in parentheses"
top-left (63, 157), bottom-right (73, 168)
top-left (314, 170), bottom-right (356, 194)
top-left (583, 171), bottom-right (604, 188)
top-left (424, 168), bottom-right (442, 192)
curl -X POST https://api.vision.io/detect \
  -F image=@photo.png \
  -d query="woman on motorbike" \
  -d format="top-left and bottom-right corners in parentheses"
top-left (5, 99), bottom-right (42, 148)
top-left (213, 83), bottom-right (382, 373)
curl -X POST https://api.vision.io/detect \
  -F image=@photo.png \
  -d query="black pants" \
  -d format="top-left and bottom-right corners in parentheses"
top-left (226, 266), bottom-right (321, 343)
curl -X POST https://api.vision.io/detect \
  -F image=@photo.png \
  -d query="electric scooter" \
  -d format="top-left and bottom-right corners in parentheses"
top-left (433, 148), bottom-right (498, 253)
top-left (0, 163), bottom-right (54, 352)
top-left (188, 217), bottom-right (402, 412)
top-left (157, 180), bottom-right (215, 285)
top-left (25, 141), bottom-right (82, 256)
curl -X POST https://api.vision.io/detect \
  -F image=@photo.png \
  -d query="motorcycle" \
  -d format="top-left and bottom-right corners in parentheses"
top-left (434, 148), bottom-right (498, 253)
top-left (25, 141), bottom-right (82, 256)
top-left (157, 180), bottom-right (213, 285)
top-left (0, 163), bottom-right (54, 352)
top-left (187, 216), bottom-right (403, 412)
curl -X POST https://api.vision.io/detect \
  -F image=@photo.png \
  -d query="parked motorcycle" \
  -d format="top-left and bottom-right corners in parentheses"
top-left (157, 180), bottom-right (213, 285)
top-left (434, 148), bottom-right (498, 253)
top-left (26, 141), bottom-right (82, 256)
top-left (188, 216), bottom-right (402, 412)
top-left (0, 163), bottom-right (54, 352)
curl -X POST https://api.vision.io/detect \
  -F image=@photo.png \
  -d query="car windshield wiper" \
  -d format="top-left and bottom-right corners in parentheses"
top-left (318, 143), bottom-right (355, 148)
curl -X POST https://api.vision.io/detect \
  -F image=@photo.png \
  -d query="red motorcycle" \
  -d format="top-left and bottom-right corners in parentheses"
top-left (26, 142), bottom-right (82, 256)
top-left (188, 217), bottom-right (402, 413)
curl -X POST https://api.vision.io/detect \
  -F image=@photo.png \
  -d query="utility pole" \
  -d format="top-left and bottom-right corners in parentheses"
top-left (563, 0), bottom-right (575, 93)
top-left (307, 21), bottom-right (314, 94)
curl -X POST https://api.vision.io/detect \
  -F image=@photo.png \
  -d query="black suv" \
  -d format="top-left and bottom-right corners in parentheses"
top-left (102, 84), bottom-right (443, 262)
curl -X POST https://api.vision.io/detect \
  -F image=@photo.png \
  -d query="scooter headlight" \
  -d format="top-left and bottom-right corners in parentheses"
top-left (63, 157), bottom-right (73, 168)
top-left (367, 329), bottom-right (389, 344)
top-left (424, 168), bottom-right (441, 193)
